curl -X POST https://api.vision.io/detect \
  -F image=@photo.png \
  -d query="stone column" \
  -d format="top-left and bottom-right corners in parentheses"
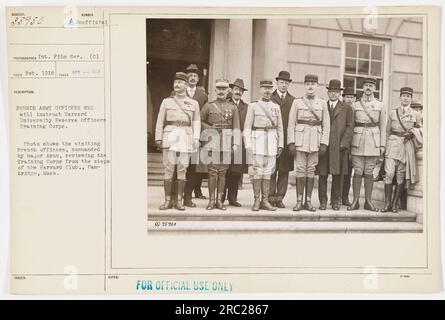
top-left (227, 19), bottom-right (253, 102)
top-left (263, 19), bottom-right (289, 80)
top-left (407, 149), bottom-right (423, 222)
top-left (208, 19), bottom-right (229, 101)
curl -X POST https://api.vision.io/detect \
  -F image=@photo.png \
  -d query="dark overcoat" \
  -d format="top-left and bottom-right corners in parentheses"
top-left (271, 90), bottom-right (295, 172)
top-left (228, 98), bottom-right (249, 173)
top-left (318, 100), bottom-right (354, 176)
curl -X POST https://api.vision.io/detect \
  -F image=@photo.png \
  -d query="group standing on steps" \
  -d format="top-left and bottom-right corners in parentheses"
top-left (154, 65), bottom-right (423, 213)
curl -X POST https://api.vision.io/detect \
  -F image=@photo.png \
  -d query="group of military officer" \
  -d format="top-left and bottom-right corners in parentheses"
top-left (154, 64), bottom-right (423, 213)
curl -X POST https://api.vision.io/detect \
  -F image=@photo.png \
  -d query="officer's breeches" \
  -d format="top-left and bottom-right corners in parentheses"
top-left (384, 158), bottom-right (406, 184)
top-left (163, 149), bottom-right (191, 180)
top-left (351, 155), bottom-right (378, 176)
top-left (208, 151), bottom-right (230, 178)
top-left (295, 151), bottom-right (318, 178)
top-left (250, 155), bottom-right (276, 180)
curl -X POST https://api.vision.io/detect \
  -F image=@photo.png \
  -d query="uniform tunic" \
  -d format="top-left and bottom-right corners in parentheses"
top-left (155, 95), bottom-right (201, 179)
top-left (287, 96), bottom-right (330, 177)
top-left (200, 99), bottom-right (240, 175)
top-left (244, 99), bottom-right (284, 179)
top-left (350, 95), bottom-right (386, 176)
top-left (384, 105), bottom-right (422, 184)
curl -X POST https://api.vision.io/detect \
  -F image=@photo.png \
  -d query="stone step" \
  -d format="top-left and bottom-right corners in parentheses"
top-left (148, 210), bottom-right (417, 222)
top-left (147, 220), bottom-right (423, 233)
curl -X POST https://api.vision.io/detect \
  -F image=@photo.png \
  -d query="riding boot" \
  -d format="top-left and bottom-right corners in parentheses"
top-left (251, 179), bottom-right (262, 211)
top-left (206, 175), bottom-right (217, 210)
top-left (303, 177), bottom-right (316, 211)
top-left (260, 179), bottom-right (277, 211)
top-left (173, 179), bottom-right (186, 210)
top-left (293, 177), bottom-right (305, 211)
top-left (381, 184), bottom-right (393, 212)
top-left (159, 179), bottom-right (173, 210)
top-left (215, 173), bottom-right (227, 210)
top-left (347, 175), bottom-right (362, 211)
top-left (391, 183), bottom-right (404, 213)
top-left (363, 174), bottom-right (379, 212)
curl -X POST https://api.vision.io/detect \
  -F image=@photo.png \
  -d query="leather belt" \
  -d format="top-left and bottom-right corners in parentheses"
top-left (165, 120), bottom-right (191, 127)
top-left (297, 119), bottom-right (322, 126)
top-left (252, 126), bottom-right (277, 131)
top-left (390, 131), bottom-right (406, 137)
top-left (354, 122), bottom-right (378, 127)
top-left (212, 124), bottom-right (232, 129)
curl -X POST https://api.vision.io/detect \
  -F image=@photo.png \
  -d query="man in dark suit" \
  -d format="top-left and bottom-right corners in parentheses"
top-left (182, 64), bottom-right (209, 207)
top-left (222, 78), bottom-right (249, 206)
top-left (340, 87), bottom-right (357, 206)
top-left (317, 79), bottom-right (353, 210)
top-left (268, 71), bottom-right (295, 208)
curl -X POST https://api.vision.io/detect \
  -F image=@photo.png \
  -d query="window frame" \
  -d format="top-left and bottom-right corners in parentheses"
top-left (340, 35), bottom-right (391, 109)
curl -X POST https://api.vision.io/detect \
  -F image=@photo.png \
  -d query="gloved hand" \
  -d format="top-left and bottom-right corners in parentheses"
top-left (319, 144), bottom-right (328, 156)
top-left (277, 147), bottom-right (283, 158)
top-left (404, 131), bottom-right (414, 142)
top-left (288, 143), bottom-right (296, 156)
top-left (155, 140), bottom-right (162, 150)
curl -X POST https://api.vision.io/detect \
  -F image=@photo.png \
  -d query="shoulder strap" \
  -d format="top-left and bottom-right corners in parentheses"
top-left (172, 96), bottom-right (192, 123)
top-left (302, 98), bottom-right (321, 122)
top-left (257, 101), bottom-right (276, 126)
top-left (396, 108), bottom-right (408, 132)
top-left (359, 99), bottom-right (378, 126)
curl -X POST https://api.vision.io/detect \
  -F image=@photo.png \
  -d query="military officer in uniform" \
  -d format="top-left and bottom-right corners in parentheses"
top-left (223, 78), bottom-right (249, 207)
top-left (348, 77), bottom-right (386, 211)
top-left (244, 79), bottom-right (284, 211)
top-left (155, 72), bottom-right (201, 210)
top-left (341, 87), bottom-right (357, 206)
top-left (200, 79), bottom-right (240, 210)
top-left (288, 74), bottom-right (330, 211)
top-left (268, 71), bottom-right (296, 208)
top-left (381, 87), bottom-right (422, 213)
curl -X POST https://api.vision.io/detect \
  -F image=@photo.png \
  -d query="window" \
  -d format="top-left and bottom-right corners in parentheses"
top-left (343, 38), bottom-right (385, 100)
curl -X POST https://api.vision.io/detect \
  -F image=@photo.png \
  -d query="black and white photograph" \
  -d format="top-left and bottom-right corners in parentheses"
top-left (146, 16), bottom-right (424, 233)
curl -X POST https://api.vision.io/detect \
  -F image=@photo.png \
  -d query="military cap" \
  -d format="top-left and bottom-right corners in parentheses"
top-left (411, 101), bottom-right (423, 110)
top-left (275, 70), bottom-right (292, 82)
top-left (304, 74), bottom-right (318, 83)
top-left (260, 79), bottom-right (274, 87)
top-left (229, 78), bottom-right (248, 91)
top-left (185, 64), bottom-right (199, 74)
top-left (363, 77), bottom-right (377, 86)
top-left (400, 86), bottom-right (414, 96)
top-left (174, 72), bottom-right (188, 82)
top-left (342, 87), bottom-right (356, 96)
top-left (215, 78), bottom-right (229, 88)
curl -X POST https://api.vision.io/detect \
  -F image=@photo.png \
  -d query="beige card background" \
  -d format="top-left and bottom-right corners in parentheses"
top-left (7, 6), bottom-right (442, 294)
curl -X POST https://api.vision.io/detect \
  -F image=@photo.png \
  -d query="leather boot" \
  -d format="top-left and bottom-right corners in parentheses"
top-left (252, 179), bottom-right (261, 211)
top-left (391, 183), bottom-right (403, 213)
top-left (304, 177), bottom-right (316, 211)
top-left (174, 179), bottom-right (186, 211)
top-left (260, 179), bottom-right (277, 211)
top-left (381, 184), bottom-right (393, 212)
top-left (159, 180), bottom-right (173, 210)
top-left (293, 177), bottom-right (305, 211)
top-left (399, 182), bottom-right (407, 210)
top-left (347, 175), bottom-right (362, 211)
top-left (363, 174), bottom-right (379, 212)
top-left (215, 173), bottom-right (227, 210)
top-left (206, 175), bottom-right (217, 210)
top-left (318, 175), bottom-right (328, 210)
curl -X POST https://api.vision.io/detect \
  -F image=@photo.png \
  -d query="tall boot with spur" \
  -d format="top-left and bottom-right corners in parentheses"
top-left (347, 175), bottom-right (362, 211)
top-left (251, 179), bottom-right (262, 211)
top-left (380, 184), bottom-right (393, 212)
top-left (159, 179), bottom-right (173, 210)
top-left (215, 172), bottom-right (227, 210)
top-left (174, 179), bottom-right (186, 211)
top-left (303, 177), bottom-right (316, 211)
top-left (293, 177), bottom-right (305, 211)
top-left (206, 174), bottom-right (217, 210)
top-left (363, 174), bottom-right (379, 212)
top-left (391, 183), bottom-right (404, 213)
